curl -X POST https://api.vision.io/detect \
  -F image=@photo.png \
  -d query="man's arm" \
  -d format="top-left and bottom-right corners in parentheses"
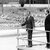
top-left (21, 21), bottom-right (26, 26)
top-left (21, 17), bottom-right (28, 26)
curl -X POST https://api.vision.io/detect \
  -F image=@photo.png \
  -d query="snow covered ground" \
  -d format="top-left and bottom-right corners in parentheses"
top-left (0, 27), bottom-right (48, 50)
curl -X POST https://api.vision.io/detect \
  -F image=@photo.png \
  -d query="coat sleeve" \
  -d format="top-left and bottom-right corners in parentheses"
top-left (21, 21), bottom-right (26, 26)
top-left (21, 17), bottom-right (27, 26)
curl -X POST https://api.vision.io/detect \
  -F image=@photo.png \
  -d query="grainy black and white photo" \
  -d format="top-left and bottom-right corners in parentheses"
top-left (0, 0), bottom-right (50, 50)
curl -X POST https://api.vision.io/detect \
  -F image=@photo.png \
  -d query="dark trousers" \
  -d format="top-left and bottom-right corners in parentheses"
top-left (28, 30), bottom-right (33, 47)
top-left (46, 32), bottom-right (50, 47)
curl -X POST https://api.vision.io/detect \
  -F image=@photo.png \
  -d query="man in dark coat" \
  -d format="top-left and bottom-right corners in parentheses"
top-left (21, 12), bottom-right (35, 47)
top-left (45, 10), bottom-right (50, 48)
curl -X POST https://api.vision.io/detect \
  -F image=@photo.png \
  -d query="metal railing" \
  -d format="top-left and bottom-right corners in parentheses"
top-left (16, 27), bottom-right (50, 49)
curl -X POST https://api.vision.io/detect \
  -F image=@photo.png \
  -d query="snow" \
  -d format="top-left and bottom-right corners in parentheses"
top-left (0, 27), bottom-right (48, 50)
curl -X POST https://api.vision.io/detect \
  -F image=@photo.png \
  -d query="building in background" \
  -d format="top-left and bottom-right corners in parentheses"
top-left (0, 0), bottom-right (19, 4)
top-left (24, 0), bottom-right (48, 4)
top-left (0, 0), bottom-right (49, 4)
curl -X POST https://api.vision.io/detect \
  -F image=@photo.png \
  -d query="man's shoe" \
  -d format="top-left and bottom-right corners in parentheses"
top-left (28, 45), bottom-right (32, 47)
top-left (26, 45), bottom-right (32, 47)
top-left (46, 45), bottom-right (50, 49)
top-left (46, 46), bottom-right (50, 49)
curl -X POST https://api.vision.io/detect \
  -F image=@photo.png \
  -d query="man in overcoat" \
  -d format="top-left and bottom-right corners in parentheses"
top-left (45, 10), bottom-right (50, 48)
top-left (21, 11), bottom-right (35, 47)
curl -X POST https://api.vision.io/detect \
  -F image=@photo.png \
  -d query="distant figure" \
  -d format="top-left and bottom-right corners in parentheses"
top-left (26, 0), bottom-right (33, 4)
top-left (45, 10), bottom-right (50, 48)
top-left (19, 0), bottom-right (24, 7)
top-left (26, 0), bottom-right (29, 4)
top-left (31, 0), bottom-right (33, 4)
top-left (21, 11), bottom-right (35, 47)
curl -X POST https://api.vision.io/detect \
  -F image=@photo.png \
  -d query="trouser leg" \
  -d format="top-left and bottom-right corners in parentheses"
top-left (46, 32), bottom-right (49, 42)
top-left (46, 32), bottom-right (50, 48)
top-left (28, 30), bottom-right (32, 47)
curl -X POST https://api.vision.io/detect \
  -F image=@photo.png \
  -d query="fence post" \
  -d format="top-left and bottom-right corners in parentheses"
top-left (17, 28), bottom-right (19, 50)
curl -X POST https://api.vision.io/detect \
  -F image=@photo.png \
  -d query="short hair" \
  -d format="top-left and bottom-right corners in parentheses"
top-left (46, 10), bottom-right (49, 14)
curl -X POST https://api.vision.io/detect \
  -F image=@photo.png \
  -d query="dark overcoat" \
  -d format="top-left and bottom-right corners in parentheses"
top-left (21, 16), bottom-right (35, 30)
top-left (45, 14), bottom-right (50, 31)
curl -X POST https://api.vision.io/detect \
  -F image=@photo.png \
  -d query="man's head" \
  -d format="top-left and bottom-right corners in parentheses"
top-left (27, 11), bottom-right (31, 16)
top-left (45, 10), bottom-right (49, 15)
top-left (46, 10), bottom-right (49, 14)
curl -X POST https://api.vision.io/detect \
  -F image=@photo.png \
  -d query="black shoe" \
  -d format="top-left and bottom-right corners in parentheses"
top-left (26, 45), bottom-right (32, 47)
top-left (29, 46), bottom-right (32, 47)
top-left (28, 45), bottom-right (32, 47)
top-left (46, 44), bottom-right (50, 49)
top-left (46, 46), bottom-right (50, 49)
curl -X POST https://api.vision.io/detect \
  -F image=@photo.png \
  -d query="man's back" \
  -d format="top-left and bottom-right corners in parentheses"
top-left (45, 14), bottom-right (50, 30)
